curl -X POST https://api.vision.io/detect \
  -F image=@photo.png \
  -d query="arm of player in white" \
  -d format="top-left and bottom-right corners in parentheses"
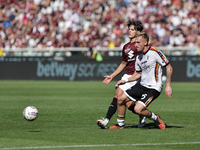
top-left (165, 64), bottom-right (173, 98)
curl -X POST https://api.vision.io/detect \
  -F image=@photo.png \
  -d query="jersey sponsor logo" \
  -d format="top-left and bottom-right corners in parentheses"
top-left (128, 51), bottom-right (134, 59)
top-left (140, 60), bottom-right (150, 70)
top-left (126, 49), bottom-right (135, 61)
top-left (141, 61), bottom-right (147, 65)
top-left (124, 45), bottom-right (136, 61)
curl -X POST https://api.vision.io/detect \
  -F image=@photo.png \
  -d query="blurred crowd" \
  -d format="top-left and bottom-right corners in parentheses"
top-left (0, 0), bottom-right (199, 50)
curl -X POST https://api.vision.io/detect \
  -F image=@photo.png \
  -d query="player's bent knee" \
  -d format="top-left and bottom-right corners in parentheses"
top-left (134, 102), bottom-right (146, 115)
top-left (134, 106), bottom-right (142, 115)
top-left (117, 95), bottom-right (127, 105)
top-left (117, 98), bottom-right (124, 105)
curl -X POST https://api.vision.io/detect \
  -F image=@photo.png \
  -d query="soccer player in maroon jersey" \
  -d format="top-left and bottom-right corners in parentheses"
top-left (97, 19), bottom-right (146, 129)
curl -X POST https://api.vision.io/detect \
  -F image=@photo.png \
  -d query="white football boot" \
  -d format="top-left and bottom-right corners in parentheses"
top-left (138, 115), bottom-right (146, 128)
top-left (97, 117), bottom-right (108, 129)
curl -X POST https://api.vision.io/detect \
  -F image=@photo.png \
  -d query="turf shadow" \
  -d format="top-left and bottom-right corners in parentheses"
top-left (125, 123), bottom-right (184, 129)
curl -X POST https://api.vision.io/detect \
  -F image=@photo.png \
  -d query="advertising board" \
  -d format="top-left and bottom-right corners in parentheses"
top-left (0, 56), bottom-right (199, 82)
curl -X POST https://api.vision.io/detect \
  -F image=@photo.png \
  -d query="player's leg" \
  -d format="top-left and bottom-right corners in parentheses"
top-left (119, 78), bottom-right (146, 128)
top-left (134, 102), bottom-right (165, 129)
top-left (122, 82), bottom-right (146, 128)
top-left (97, 87), bottom-right (123, 129)
top-left (126, 101), bottom-right (146, 128)
top-left (134, 89), bottom-right (165, 129)
top-left (109, 92), bottom-right (129, 129)
top-left (106, 87), bottom-right (124, 120)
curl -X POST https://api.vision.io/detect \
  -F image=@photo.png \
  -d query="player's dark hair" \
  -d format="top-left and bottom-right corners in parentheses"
top-left (127, 19), bottom-right (143, 32)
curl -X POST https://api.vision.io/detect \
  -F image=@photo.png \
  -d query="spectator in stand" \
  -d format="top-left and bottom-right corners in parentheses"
top-left (0, 0), bottom-right (199, 53)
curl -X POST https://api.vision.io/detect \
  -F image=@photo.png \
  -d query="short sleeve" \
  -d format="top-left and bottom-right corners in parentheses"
top-left (153, 49), bottom-right (169, 67)
top-left (135, 56), bottom-right (142, 72)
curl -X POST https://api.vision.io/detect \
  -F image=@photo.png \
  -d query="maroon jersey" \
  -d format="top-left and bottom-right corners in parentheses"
top-left (122, 42), bottom-right (141, 75)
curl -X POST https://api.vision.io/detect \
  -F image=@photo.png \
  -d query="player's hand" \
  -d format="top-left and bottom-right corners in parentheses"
top-left (102, 75), bottom-right (113, 85)
top-left (116, 80), bottom-right (126, 87)
top-left (165, 85), bottom-right (172, 98)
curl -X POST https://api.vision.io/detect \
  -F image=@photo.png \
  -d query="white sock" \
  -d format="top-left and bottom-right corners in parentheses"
top-left (117, 115), bottom-right (125, 126)
top-left (151, 112), bottom-right (157, 121)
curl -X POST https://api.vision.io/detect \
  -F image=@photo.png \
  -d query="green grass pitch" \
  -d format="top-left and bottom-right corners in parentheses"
top-left (0, 80), bottom-right (199, 150)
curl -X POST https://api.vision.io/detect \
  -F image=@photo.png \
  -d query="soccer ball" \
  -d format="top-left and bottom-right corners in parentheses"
top-left (23, 106), bottom-right (38, 121)
top-left (162, 75), bottom-right (167, 83)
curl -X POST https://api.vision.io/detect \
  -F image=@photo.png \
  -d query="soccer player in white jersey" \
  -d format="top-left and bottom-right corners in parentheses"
top-left (109, 32), bottom-right (173, 129)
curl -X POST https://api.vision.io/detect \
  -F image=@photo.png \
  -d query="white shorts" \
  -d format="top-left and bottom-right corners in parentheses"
top-left (117, 74), bottom-right (138, 92)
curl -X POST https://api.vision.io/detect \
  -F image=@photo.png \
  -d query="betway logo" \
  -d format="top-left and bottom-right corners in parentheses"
top-left (186, 61), bottom-right (200, 78)
top-left (37, 61), bottom-right (77, 80)
top-left (37, 61), bottom-right (117, 80)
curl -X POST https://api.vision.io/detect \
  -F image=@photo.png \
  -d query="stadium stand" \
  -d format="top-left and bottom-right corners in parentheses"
top-left (0, 0), bottom-right (199, 56)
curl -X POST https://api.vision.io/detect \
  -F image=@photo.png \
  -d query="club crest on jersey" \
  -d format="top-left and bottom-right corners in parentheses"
top-left (138, 53), bottom-right (143, 60)
top-left (124, 47), bottom-right (131, 53)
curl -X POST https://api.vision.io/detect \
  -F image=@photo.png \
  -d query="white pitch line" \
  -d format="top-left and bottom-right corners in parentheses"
top-left (1, 142), bottom-right (200, 150)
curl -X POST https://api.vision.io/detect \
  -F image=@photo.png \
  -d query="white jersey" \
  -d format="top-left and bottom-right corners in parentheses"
top-left (135, 47), bottom-right (169, 92)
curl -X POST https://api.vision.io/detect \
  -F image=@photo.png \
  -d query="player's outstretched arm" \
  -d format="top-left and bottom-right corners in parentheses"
top-left (102, 61), bottom-right (127, 85)
top-left (165, 64), bottom-right (173, 98)
top-left (102, 75), bottom-right (113, 85)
